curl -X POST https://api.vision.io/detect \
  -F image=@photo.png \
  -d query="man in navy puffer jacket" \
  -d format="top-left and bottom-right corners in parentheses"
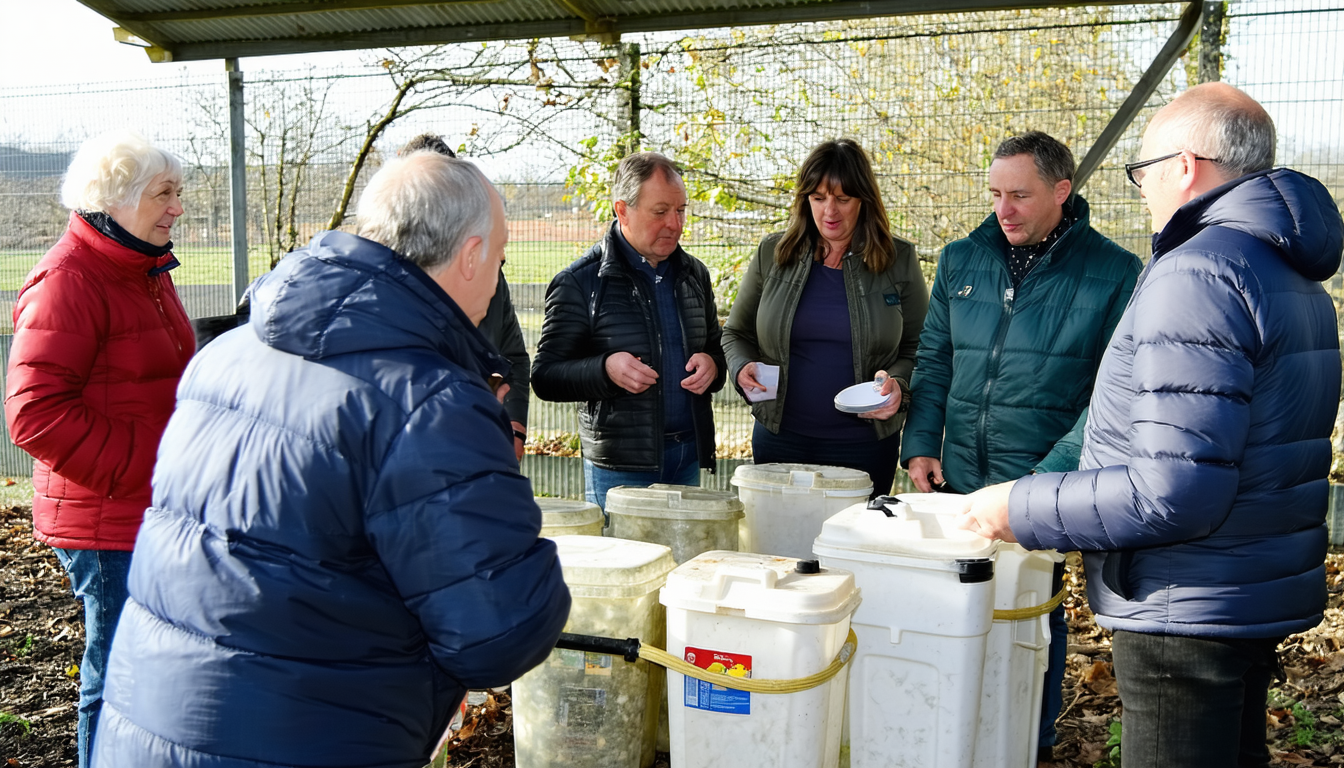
top-left (92, 152), bottom-right (571, 768)
top-left (959, 83), bottom-right (1343, 767)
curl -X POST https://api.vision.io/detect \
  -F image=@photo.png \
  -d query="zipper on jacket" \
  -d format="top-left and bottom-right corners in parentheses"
top-left (976, 286), bottom-right (1016, 482)
top-left (631, 277), bottom-right (665, 473)
top-left (148, 275), bottom-right (185, 355)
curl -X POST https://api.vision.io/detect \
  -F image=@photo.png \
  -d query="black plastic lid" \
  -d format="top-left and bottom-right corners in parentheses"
top-left (795, 559), bottom-right (821, 574)
top-left (955, 558), bottom-right (994, 584)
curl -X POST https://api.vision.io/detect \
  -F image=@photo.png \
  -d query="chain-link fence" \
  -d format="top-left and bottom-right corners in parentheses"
top-left (0, 1), bottom-right (1339, 493)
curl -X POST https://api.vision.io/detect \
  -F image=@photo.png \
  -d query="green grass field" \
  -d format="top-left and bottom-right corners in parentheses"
top-left (0, 240), bottom-right (748, 293)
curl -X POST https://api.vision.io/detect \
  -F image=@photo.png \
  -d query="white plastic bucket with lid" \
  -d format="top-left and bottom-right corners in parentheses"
top-left (732, 463), bottom-right (872, 559)
top-left (812, 493), bottom-right (998, 768)
top-left (973, 544), bottom-right (1063, 768)
top-left (513, 535), bottom-right (676, 768)
top-left (606, 484), bottom-right (745, 564)
top-left (660, 551), bottom-right (861, 768)
top-left (536, 497), bottom-right (605, 538)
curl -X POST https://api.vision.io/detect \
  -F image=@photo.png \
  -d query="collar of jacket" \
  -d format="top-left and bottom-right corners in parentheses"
top-left (596, 219), bottom-right (692, 281)
top-left (66, 211), bottom-right (181, 277)
top-left (1150, 167), bottom-right (1343, 282)
top-left (967, 194), bottom-right (1094, 270)
top-left (250, 230), bottom-right (510, 382)
top-left (400, 253), bottom-right (512, 382)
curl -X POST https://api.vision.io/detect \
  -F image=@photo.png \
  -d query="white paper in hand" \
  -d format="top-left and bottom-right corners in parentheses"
top-left (743, 363), bottom-right (780, 403)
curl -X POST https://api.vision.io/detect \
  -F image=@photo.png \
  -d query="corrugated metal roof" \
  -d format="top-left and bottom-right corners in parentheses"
top-left (78, 0), bottom-right (1145, 62)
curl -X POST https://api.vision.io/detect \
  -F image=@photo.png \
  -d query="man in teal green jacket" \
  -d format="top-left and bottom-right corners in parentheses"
top-left (900, 131), bottom-right (1140, 761)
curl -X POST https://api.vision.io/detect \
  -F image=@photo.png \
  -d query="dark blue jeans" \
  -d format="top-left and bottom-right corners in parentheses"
top-left (52, 547), bottom-right (133, 768)
top-left (1112, 629), bottom-right (1283, 768)
top-left (583, 433), bottom-right (701, 512)
top-left (751, 422), bottom-right (900, 498)
top-left (1039, 563), bottom-right (1068, 750)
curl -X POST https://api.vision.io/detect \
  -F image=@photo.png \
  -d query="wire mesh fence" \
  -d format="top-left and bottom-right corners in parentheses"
top-left (0, 1), bottom-right (1339, 492)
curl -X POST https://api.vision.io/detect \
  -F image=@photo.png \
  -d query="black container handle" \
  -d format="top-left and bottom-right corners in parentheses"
top-left (555, 632), bottom-right (642, 663)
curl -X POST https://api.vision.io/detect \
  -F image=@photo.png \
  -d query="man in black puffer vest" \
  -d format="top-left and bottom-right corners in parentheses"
top-left (533, 152), bottom-right (726, 510)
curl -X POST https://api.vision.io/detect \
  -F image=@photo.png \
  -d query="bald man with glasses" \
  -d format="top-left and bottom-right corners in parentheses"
top-left (960, 83), bottom-right (1344, 768)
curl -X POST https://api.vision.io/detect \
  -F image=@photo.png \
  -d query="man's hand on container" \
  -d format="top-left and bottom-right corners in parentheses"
top-left (605, 351), bottom-right (659, 394)
top-left (681, 353), bottom-right (718, 395)
top-left (908, 456), bottom-right (945, 493)
top-left (955, 480), bottom-right (1018, 543)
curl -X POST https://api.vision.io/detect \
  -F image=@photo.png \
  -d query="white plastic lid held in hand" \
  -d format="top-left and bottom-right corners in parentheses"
top-left (732, 463), bottom-right (872, 496)
top-left (813, 493), bottom-right (999, 561)
top-left (659, 550), bottom-right (861, 625)
top-left (605, 484), bottom-right (745, 521)
top-left (550, 535), bottom-right (677, 598)
top-left (833, 381), bottom-right (896, 413)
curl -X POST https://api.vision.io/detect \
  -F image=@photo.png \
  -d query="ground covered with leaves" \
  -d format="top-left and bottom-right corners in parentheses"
top-left (4, 498), bottom-right (1344, 767)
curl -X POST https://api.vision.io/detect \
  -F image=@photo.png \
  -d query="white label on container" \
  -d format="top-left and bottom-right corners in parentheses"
top-left (558, 685), bottom-right (606, 731)
top-left (683, 646), bottom-right (751, 715)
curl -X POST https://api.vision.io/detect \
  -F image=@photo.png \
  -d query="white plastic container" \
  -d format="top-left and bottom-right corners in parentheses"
top-left (537, 497), bottom-right (605, 538)
top-left (660, 551), bottom-right (861, 768)
top-left (606, 485), bottom-right (744, 565)
top-left (812, 494), bottom-right (998, 768)
top-left (973, 544), bottom-right (1063, 768)
top-left (732, 463), bottom-right (872, 560)
top-left (513, 536), bottom-right (676, 768)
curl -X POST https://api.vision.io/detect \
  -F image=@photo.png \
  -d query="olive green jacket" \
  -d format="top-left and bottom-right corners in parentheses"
top-left (722, 232), bottom-right (929, 440)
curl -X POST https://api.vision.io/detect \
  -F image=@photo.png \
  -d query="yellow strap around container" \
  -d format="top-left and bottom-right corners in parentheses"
top-left (637, 627), bottom-right (858, 695)
top-left (634, 585), bottom-right (1062, 693)
top-left (991, 585), bottom-right (1066, 621)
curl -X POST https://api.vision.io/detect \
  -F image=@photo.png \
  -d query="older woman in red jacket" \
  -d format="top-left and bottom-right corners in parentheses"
top-left (4, 130), bottom-right (194, 768)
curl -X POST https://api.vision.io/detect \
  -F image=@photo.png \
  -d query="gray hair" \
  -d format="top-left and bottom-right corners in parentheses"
top-left (356, 153), bottom-right (497, 272)
top-left (993, 131), bottom-right (1075, 185)
top-left (611, 152), bottom-right (683, 208)
top-left (60, 130), bottom-right (183, 213)
top-left (1156, 85), bottom-right (1276, 178)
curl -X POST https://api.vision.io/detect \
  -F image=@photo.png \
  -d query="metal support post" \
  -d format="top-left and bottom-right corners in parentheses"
top-left (1073, 2), bottom-right (1204, 193)
top-left (226, 58), bottom-right (249, 305)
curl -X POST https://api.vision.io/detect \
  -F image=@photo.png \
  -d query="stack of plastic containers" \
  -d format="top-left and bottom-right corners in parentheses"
top-left (606, 485), bottom-right (744, 564)
top-left (513, 535), bottom-right (676, 768)
top-left (660, 551), bottom-right (861, 768)
top-left (536, 497), bottom-right (605, 538)
top-left (973, 544), bottom-right (1063, 768)
top-left (731, 463), bottom-right (872, 559)
top-left (813, 494), bottom-right (999, 768)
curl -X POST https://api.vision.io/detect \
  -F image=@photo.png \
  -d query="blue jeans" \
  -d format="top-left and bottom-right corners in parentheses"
top-left (750, 423), bottom-right (901, 498)
top-left (52, 547), bottom-right (133, 768)
top-left (584, 434), bottom-right (701, 512)
top-left (1112, 629), bottom-right (1283, 768)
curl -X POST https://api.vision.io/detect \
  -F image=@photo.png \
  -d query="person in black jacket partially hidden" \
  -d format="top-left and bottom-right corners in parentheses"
top-left (532, 152), bottom-right (726, 510)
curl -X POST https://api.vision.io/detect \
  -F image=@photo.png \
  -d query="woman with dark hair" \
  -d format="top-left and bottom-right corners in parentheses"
top-left (4, 130), bottom-right (194, 768)
top-left (722, 138), bottom-right (928, 495)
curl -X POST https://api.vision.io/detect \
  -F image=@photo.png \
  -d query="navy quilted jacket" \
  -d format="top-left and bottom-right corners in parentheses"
top-left (93, 231), bottom-right (571, 768)
top-left (1010, 169), bottom-right (1343, 638)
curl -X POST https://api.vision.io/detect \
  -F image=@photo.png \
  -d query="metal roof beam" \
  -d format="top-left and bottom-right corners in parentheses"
top-left (114, 0), bottom-right (492, 23)
top-left (138, 0), bottom-right (1149, 62)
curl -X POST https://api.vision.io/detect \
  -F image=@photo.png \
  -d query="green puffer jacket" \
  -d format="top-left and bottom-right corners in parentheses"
top-left (900, 196), bottom-right (1140, 491)
top-left (722, 232), bottom-right (929, 441)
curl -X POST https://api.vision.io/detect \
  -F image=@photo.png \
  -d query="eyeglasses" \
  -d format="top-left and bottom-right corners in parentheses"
top-left (1124, 152), bottom-right (1221, 188)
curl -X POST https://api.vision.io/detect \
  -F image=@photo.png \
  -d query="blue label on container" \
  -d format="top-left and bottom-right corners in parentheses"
top-left (683, 646), bottom-right (751, 715)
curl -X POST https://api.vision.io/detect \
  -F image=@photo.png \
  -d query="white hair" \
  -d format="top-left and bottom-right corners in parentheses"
top-left (356, 153), bottom-right (498, 272)
top-left (60, 130), bottom-right (183, 213)
top-left (1156, 85), bottom-right (1276, 179)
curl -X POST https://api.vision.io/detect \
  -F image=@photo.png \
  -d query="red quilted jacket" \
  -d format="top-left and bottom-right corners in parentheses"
top-left (5, 212), bottom-right (195, 550)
